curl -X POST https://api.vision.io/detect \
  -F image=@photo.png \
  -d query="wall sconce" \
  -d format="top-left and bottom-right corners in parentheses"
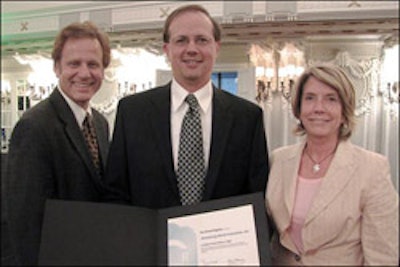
top-left (380, 44), bottom-right (399, 119)
top-left (256, 79), bottom-right (269, 103)
top-left (387, 81), bottom-right (399, 103)
top-left (379, 81), bottom-right (399, 119)
top-left (250, 43), bottom-right (304, 103)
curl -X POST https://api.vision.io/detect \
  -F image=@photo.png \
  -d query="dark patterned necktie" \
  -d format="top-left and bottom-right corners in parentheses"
top-left (82, 113), bottom-right (100, 173)
top-left (177, 94), bottom-right (206, 205)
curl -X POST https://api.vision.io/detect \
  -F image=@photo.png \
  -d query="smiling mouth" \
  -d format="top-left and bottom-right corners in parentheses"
top-left (183, 59), bottom-right (201, 65)
top-left (73, 82), bottom-right (94, 88)
top-left (309, 118), bottom-right (330, 123)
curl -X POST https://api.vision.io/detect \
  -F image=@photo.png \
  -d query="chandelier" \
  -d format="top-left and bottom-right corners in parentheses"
top-left (12, 52), bottom-right (57, 102)
top-left (249, 42), bottom-right (305, 103)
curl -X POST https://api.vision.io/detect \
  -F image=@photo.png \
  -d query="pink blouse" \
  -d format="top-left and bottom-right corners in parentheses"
top-left (289, 175), bottom-right (323, 253)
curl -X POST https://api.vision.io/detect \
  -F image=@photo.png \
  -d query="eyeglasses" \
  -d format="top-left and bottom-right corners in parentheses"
top-left (169, 35), bottom-right (213, 47)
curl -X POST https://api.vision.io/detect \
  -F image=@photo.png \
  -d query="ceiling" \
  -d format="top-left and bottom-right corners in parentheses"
top-left (110, 17), bottom-right (399, 47)
top-left (1, 1), bottom-right (399, 56)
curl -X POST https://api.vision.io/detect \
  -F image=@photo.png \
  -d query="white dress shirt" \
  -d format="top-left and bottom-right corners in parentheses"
top-left (57, 86), bottom-right (93, 129)
top-left (170, 78), bottom-right (213, 172)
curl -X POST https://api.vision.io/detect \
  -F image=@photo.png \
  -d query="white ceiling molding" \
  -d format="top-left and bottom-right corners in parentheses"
top-left (1, 1), bottom-right (399, 56)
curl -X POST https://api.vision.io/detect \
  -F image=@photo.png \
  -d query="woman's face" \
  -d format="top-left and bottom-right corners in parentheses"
top-left (300, 76), bottom-right (344, 141)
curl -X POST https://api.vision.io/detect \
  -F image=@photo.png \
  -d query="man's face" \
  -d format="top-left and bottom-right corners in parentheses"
top-left (54, 37), bottom-right (104, 109)
top-left (163, 11), bottom-right (220, 92)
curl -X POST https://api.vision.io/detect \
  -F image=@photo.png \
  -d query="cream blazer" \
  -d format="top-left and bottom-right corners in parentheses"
top-left (266, 140), bottom-right (399, 266)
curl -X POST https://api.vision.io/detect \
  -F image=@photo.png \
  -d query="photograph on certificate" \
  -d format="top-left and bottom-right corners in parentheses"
top-left (167, 204), bottom-right (260, 266)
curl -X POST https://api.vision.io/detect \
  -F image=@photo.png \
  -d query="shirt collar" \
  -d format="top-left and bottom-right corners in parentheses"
top-left (57, 86), bottom-right (92, 127)
top-left (171, 78), bottom-right (213, 114)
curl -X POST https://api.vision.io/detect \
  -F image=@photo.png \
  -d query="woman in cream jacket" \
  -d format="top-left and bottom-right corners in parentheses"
top-left (266, 64), bottom-right (398, 266)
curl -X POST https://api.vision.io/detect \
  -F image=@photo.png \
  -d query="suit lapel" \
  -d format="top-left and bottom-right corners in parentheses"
top-left (203, 88), bottom-right (234, 200)
top-left (271, 142), bottom-right (305, 252)
top-left (282, 143), bottom-right (305, 230)
top-left (305, 141), bottom-right (355, 225)
top-left (275, 141), bottom-right (355, 252)
top-left (49, 89), bottom-right (104, 187)
top-left (148, 85), bottom-right (179, 196)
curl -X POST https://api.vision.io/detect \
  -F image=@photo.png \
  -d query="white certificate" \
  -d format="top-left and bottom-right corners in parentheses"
top-left (167, 204), bottom-right (260, 266)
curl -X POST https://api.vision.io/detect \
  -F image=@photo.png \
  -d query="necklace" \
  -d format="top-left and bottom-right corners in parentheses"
top-left (304, 146), bottom-right (337, 173)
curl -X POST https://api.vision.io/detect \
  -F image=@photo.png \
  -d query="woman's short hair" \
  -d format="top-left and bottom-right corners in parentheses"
top-left (162, 4), bottom-right (222, 43)
top-left (52, 21), bottom-right (111, 68)
top-left (292, 63), bottom-right (356, 140)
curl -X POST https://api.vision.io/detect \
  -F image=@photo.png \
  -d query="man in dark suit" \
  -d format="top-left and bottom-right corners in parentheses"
top-left (5, 21), bottom-right (111, 265)
top-left (104, 4), bottom-right (269, 209)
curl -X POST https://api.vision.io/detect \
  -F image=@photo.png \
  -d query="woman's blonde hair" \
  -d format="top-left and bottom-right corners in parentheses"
top-left (292, 63), bottom-right (356, 140)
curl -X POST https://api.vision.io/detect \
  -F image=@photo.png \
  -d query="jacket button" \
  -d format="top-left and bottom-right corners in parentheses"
top-left (294, 254), bottom-right (301, 261)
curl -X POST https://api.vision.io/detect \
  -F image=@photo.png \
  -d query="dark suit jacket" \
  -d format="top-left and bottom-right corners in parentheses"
top-left (5, 88), bottom-right (109, 265)
top-left (104, 83), bottom-right (269, 209)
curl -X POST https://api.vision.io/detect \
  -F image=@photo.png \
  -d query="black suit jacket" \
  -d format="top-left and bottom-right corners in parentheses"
top-left (5, 89), bottom-right (109, 265)
top-left (104, 83), bottom-right (269, 209)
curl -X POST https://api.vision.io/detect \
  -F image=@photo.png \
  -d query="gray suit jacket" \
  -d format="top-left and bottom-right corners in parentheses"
top-left (5, 88), bottom-right (109, 265)
top-left (104, 83), bottom-right (269, 209)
